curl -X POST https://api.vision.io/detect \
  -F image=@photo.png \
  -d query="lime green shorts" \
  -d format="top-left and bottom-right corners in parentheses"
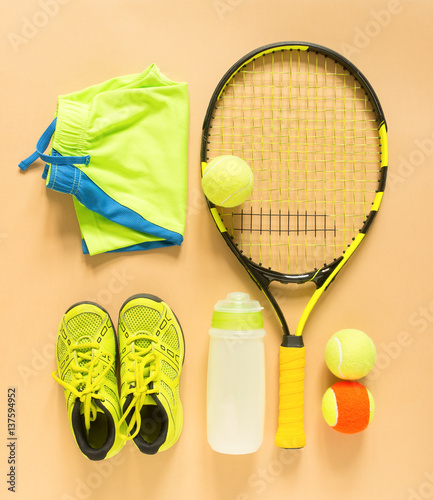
top-left (19, 65), bottom-right (189, 255)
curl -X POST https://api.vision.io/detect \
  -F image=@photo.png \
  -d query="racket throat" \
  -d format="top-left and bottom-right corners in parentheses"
top-left (312, 257), bottom-right (343, 288)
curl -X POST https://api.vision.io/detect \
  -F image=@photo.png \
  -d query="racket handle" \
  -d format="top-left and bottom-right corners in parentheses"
top-left (275, 344), bottom-right (306, 449)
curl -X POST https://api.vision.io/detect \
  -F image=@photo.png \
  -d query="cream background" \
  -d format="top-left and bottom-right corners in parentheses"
top-left (1, 1), bottom-right (433, 499)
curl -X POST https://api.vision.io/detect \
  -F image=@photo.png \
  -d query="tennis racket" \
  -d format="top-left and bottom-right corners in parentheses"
top-left (200, 42), bottom-right (387, 448)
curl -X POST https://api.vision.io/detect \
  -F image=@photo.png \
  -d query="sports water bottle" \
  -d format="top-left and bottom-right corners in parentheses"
top-left (207, 292), bottom-right (265, 454)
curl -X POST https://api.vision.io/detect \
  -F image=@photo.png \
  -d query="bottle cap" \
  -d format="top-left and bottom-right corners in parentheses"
top-left (211, 292), bottom-right (264, 331)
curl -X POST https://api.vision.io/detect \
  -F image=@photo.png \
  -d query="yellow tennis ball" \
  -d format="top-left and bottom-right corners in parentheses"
top-left (202, 155), bottom-right (254, 207)
top-left (325, 329), bottom-right (376, 380)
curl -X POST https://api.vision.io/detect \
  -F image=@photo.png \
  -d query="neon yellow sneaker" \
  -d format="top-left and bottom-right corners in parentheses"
top-left (117, 294), bottom-right (185, 454)
top-left (53, 302), bottom-right (126, 460)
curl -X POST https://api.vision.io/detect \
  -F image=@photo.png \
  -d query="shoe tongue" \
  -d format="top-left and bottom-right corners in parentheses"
top-left (80, 403), bottom-right (104, 416)
top-left (142, 394), bottom-right (157, 406)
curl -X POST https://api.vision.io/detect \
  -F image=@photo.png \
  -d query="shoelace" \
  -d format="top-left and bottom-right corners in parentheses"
top-left (52, 342), bottom-right (114, 436)
top-left (117, 333), bottom-right (160, 441)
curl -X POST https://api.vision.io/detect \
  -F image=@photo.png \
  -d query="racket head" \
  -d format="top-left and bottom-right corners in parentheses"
top-left (201, 42), bottom-right (387, 289)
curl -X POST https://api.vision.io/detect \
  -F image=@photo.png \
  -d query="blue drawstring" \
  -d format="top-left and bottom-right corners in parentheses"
top-left (18, 118), bottom-right (90, 171)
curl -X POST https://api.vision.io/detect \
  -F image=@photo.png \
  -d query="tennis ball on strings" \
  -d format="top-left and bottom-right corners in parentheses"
top-left (325, 329), bottom-right (376, 380)
top-left (322, 381), bottom-right (375, 434)
top-left (202, 155), bottom-right (254, 207)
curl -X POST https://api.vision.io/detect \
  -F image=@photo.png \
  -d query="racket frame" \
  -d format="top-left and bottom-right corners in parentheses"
top-left (201, 41), bottom-right (387, 340)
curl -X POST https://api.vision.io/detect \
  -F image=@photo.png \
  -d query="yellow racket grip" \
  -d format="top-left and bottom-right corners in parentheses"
top-left (275, 344), bottom-right (306, 449)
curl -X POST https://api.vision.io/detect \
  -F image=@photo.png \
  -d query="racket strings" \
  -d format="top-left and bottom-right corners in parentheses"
top-left (207, 49), bottom-right (381, 275)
